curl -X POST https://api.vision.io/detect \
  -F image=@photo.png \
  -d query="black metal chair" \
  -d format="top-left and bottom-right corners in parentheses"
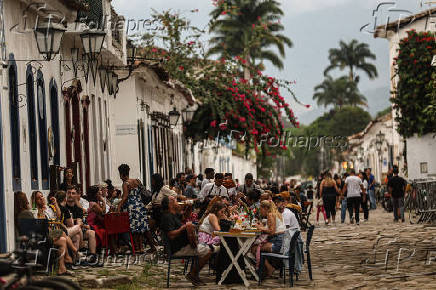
top-left (258, 230), bottom-right (301, 287)
top-left (305, 225), bottom-right (315, 280)
top-left (16, 219), bottom-right (56, 273)
top-left (161, 232), bottom-right (199, 288)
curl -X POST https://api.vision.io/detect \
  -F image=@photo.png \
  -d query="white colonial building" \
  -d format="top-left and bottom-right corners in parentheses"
top-left (374, 8), bottom-right (436, 180)
top-left (347, 112), bottom-right (404, 183)
top-left (0, 0), bottom-right (256, 252)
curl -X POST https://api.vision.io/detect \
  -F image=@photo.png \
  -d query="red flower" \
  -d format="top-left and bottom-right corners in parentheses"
top-left (210, 120), bottom-right (217, 128)
top-left (219, 123), bottom-right (227, 130)
top-left (221, 11), bottom-right (227, 15)
top-left (151, 48), bottom-right (158, 52)
top-left (239, 116), bottom-right (246, 122)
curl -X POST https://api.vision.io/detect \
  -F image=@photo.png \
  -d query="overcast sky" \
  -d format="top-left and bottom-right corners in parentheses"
top-left (112, 0), bottom-right (430, 124)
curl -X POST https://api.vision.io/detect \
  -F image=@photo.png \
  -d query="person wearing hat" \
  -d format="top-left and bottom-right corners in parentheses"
top-left (184, 174), bottom-right (199, 199)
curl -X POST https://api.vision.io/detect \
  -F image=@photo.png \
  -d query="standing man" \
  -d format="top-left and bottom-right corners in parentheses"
top-left (365, 168), bottom-right (376, 210)
top-left (387, 165), bottom-right (407, 222)
top-left (201, 168), bottom-right (215, 190)
top-left (237, 173), bottom-right (261, 195)
top-left (343, 169), bottom-right (365, 225)
top-left (199, 173), bottom-right (228, 202)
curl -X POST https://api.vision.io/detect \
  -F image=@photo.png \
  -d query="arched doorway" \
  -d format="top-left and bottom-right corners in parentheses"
top-left (36, 71), bottom-right (49, 190)
top-left (63, 80), bottom-right (83, 190)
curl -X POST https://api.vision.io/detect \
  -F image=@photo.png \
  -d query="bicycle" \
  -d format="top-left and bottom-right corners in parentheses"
top-left (0, 235), bottom-right (81, 290)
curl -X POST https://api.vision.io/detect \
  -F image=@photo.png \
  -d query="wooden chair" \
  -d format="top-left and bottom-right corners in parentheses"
top-left (258, 230), bottom-right (301, 287)
top-left (104, 212), bottom-right (135, 255)
top-left (161, 231), bottom-right (199, 288)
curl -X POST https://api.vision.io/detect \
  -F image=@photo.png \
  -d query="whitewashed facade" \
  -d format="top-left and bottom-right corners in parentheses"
top-left (347, 113), bottom-right (404, 183)
top-left (0, 0), bottom-right (126, 252)
top-left (374, 8), bottom-right (436, 180)
top-left (0, 0), bottom-right (257, 252)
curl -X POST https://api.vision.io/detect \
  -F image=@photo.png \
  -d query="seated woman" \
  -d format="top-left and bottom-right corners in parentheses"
top-left (253, 200), bottom-right (286, 277)
top-left (86, 185), bottom-right (107, 249)
top-left (198, 201), bottom-right (227, 249)
top-left (25, 191), bottom-right (74, 275)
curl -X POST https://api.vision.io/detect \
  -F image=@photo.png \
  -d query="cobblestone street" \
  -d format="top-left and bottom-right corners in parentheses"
top-left (70, 208), bottom-right (436, 289)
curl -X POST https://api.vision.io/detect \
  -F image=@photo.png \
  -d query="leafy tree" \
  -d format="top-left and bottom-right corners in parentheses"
top-left (284, 106), bottom-right (371, 177)
top-left (393, 30), bottom-right (436, 137)
top-left (208, 0), bottom-right (292, 70)
top-left (324, 39), bottom-right (378, 82)
top-left (375, 106), bottom-right (392, 119)
top-left (313, 76), bottom-right (367, 109)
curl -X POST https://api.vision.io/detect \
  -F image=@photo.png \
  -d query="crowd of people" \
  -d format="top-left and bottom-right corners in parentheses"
top-left (13, 165), bottom-right (311, 283)
top-left (13, 163), bottom-right (406, 283)
top-left (314, 165), bottom-right (406, 225)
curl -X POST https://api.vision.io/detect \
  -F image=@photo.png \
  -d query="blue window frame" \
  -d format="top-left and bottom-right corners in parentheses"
top-left (26, 65), bottom-right (39, 189)
top-left (37, 71), bottom-right (49, 190)
top-left (49, 79), bottom-right (60, 166)
top-left (8, 54), bottom-right (21, 191)
top-left (0, 69), bottom-right (7, 252)
top-left (148, 124), bottom-right (154, 177)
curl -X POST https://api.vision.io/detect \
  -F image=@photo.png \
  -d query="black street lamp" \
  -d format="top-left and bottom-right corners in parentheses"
top-left (80, 29), bottom-right (106, 61)
top-left (182, 108), bottom-right (195, 124)
top-left (34, 21), bottom-right (66, 61)
top-left (169, 107), bottom-right (181, 128)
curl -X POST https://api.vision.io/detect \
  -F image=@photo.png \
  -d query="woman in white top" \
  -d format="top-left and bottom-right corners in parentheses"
top-left (198, 201), bottom-right (227, 246)
top-left (254, 200), bottom-right (285, 277)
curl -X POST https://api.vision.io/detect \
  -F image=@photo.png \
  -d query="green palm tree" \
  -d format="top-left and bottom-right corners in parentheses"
top-left (313, 76), bottom-right (367, 109)
top-left (324, 40), bottom-right (378, 82)
top-left (208, 0), bottom-right (292, 70)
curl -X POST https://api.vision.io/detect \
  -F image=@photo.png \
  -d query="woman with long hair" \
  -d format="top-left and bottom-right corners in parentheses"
top-left (320, 172), bottom-right (340, 225)
top-left (253, 200), bottom-right (286, 277)
top-left (30, 191), bottom-right (77, 275)
top-left (86, 185), bottom-right (107, 248)
top-left (198, 201), bottom-right (227, 248)
top-left (14, 191), bottom-right (33, 222)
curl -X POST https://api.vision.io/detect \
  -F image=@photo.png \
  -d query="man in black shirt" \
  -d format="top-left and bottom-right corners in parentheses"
top-left (387, 166), bottom-right (407, 222)
top-left (55, 191), bottom-right (82, 250)
top-left (160, 196), bottom-right (211, 286)
top-left (66, 186), bottom-right (97, 260)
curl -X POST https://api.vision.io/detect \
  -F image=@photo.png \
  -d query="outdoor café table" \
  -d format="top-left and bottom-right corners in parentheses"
top-left (214, 230), bottom-right (261, 287)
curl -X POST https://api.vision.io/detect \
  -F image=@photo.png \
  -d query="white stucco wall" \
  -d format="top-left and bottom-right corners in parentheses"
top-left (406, 134), bottom-right (436, 180)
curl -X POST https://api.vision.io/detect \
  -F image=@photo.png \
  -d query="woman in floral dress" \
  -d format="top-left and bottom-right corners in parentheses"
top-left (116, 164), bottom-right (149, 253)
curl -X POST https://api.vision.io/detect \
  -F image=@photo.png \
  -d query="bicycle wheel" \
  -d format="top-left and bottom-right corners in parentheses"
top-left (29, 279), bottom-right (74, 290)
top-left (42, 277), bottom-right (81, 290)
